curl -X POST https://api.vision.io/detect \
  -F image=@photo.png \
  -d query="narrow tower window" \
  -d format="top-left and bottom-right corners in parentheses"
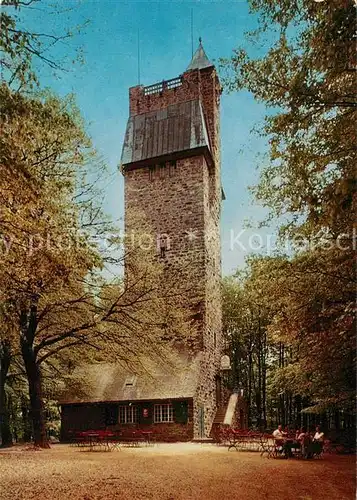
top-left (157, 234), bottom-right (170, 258)
top-left (160, 236), bottom-right (167, 258)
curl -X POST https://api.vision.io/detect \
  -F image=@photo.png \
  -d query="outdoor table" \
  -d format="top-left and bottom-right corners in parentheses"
top-left (100, 432), bottom-right (121, 451)
top-left (77, 431), bottom-right (116, 451)
top-left (141, 431), bottom-right (153, 445)
top-left (85, 432), bottom-right (100, 451)
top-left (259, 434), bottom-right (276, 458)
top-left (286, 438), bottom-right (299, 455)
top-left (227, 430), bottom-right (240, 450)
top-left (228, 431), bottom-right (261, 451)
top-left (274, 438), bottom-right (302, 458)
top-left (118, 430), bottom-right (145, 447)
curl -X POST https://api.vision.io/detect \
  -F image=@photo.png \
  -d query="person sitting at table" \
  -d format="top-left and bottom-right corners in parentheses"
top-left (313, 425), bottom-right (324, 443)
top-left (296, 427), bottom-right (306, 451)
top-left (306, 429), bottom-right (315, 458)
top-left (273, 424), bottom-right (287, 440)
top-left (312, 425), bottom-right (324, 456)
top-left (283, 426), bottom-right (295, 457)
top-left (273, 425), bottom-right (291, 457)
top-left (297, 427), bottom-right (313, 458)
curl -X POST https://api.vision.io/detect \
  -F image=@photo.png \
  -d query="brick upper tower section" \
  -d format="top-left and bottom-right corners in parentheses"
top-left (127, 65), bottom-right (221, 169)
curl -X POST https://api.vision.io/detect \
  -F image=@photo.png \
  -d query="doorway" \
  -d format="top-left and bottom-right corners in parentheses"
top-left (198, 406), bottom-right (205, 438)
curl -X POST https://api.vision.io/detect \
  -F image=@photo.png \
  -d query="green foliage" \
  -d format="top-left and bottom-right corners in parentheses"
top-left (222, 1), bottom-right (355, 424)
top-left (0, 83), bottom-right (193, 446)
top-left (222, 264), bottom-right (270, 427)
top-left (1, 83), bottom-right (189, 364)
top-left (0, 0), bottom-right (95, 447)
top-left (259, 250), bottom-right (355, 409)
top-left (221, 0), bottom-right (356, 238)
top-left (223, 251), bottom-right (355, 426)
top-left (1, 0), bottom-right (86, 89)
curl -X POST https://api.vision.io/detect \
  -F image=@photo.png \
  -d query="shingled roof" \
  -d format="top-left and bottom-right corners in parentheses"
top-left (186, 40), bottom-right (213, 71)
top-left (60, 353), bottom-right (201, 404)
top-left (120, 99), bottom-right (211, 168)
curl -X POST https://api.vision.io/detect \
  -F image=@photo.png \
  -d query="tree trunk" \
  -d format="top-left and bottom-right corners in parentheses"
top-left (257, 336), bottom-right (262, 428)
top-left (0, 341), bottom-right (13, 447)
top-left (334, 410), bottom-right (340, 431)
top-left (21, 340), bottom-right (49, 448)
top-left (248, 345), bottom-right (253, 427)
top-left (262, 330), bottom-right (267, 429)
top-left (21, 397), bottom-right (32, 442)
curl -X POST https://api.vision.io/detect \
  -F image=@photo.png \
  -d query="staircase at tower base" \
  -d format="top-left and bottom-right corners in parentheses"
top-left (210, 393), bottom-right (248, 442)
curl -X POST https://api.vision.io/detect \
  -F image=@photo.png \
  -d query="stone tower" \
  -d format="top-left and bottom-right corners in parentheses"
top-left (121, 41), bottom-right (223, 438)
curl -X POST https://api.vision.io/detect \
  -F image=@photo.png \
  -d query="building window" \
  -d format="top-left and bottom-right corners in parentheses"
top-left (158, 233), bottom-right (170, 258)
top-left (124, 375), bottom-right (137, 387)
top-left (154, 403), bottom-right (174, 423)
top-left (119, 405), bottom-right (138, 424)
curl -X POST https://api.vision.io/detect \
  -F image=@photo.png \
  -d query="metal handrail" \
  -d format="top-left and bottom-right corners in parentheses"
top-left (144, 76), bottom-right (182, 96)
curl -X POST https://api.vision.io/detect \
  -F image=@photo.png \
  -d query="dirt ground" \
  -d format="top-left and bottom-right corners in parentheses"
top-left (0, 443), bottom-right (355, 500)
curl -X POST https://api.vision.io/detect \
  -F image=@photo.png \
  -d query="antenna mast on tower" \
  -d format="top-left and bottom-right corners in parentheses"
top-left (137, 28), bottom-right (141, 85)
top-left (191, 8), bottom-right (194, 58)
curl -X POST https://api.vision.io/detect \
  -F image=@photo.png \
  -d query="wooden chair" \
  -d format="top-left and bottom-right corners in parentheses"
top-left (273, 440), bottom-right (287, 458)
top-left (259, 434), bottom-right (275, 458)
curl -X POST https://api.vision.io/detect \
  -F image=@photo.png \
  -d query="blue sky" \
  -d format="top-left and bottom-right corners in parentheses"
top-left (19, 0), bottom-right (278, 275)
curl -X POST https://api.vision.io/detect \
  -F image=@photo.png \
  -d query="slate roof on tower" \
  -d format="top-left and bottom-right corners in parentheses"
top-left (186, 39), bottom-right (213, 71)
top-left (120, 99), bottom-right (212, 167)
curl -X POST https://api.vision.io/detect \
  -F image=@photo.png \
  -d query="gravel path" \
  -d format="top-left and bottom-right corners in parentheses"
top-left (0, 443), bottom-right (355, 500)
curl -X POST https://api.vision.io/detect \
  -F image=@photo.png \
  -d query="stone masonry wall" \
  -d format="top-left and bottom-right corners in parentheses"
top-left (124, 156), bottom-right (207, 349)
top-left (192, 155), bottom-right (222, 438)
top-left (192, 66), bottom-right (222, 439)
top-left (124, 65), bottom-right (222, 439)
